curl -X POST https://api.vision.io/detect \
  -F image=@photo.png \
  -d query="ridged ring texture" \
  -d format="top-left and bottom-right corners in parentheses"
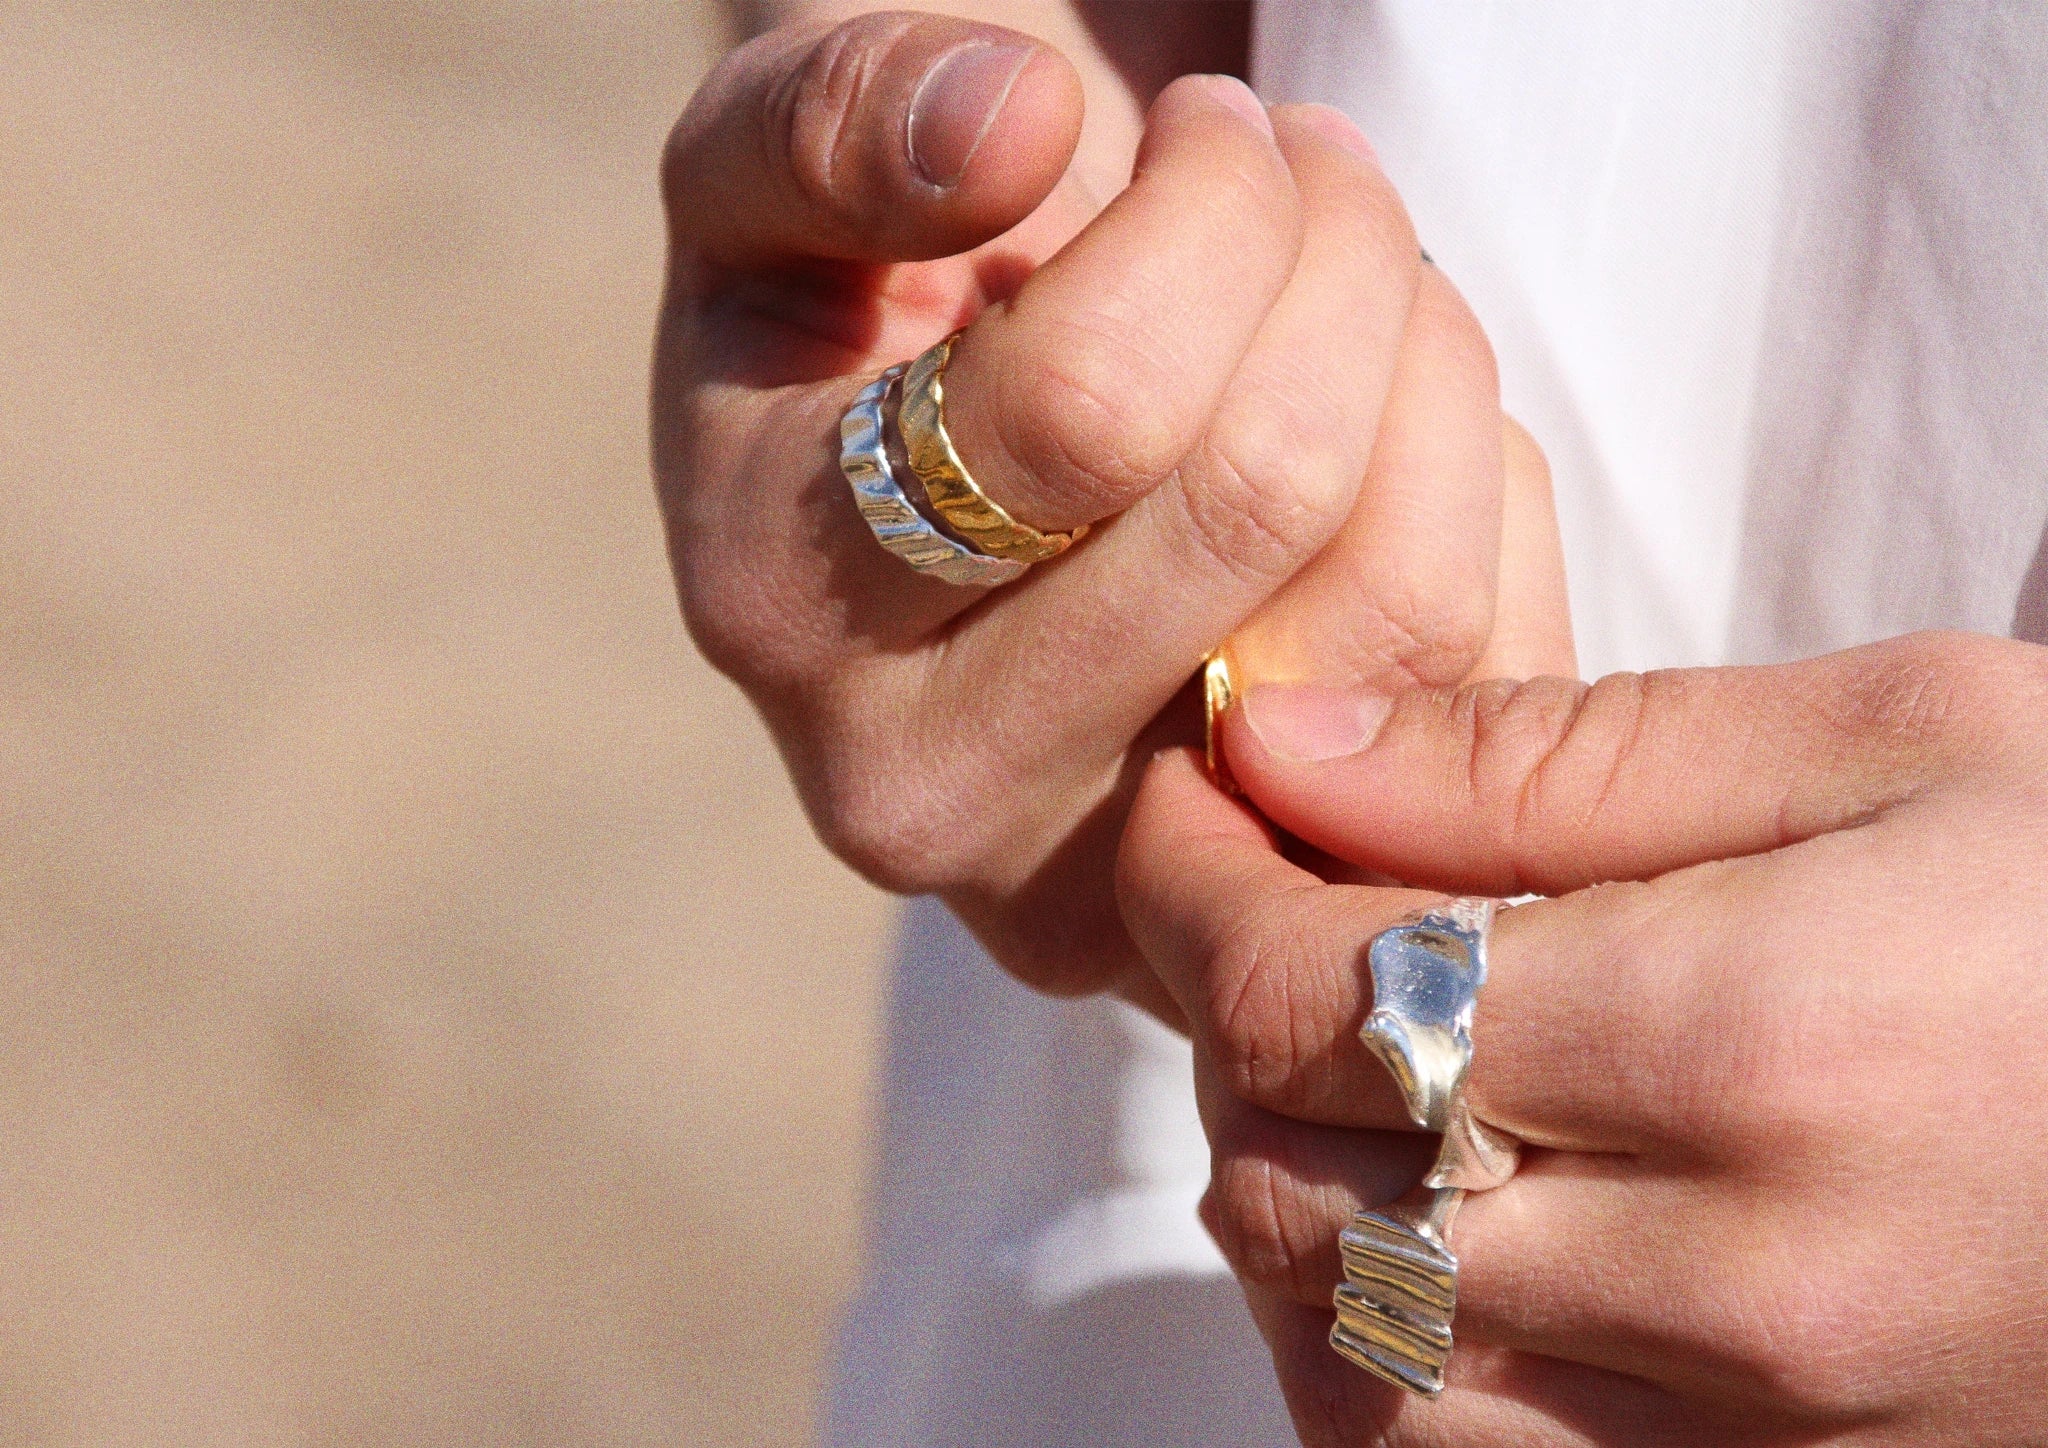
top-left (898, 332), bottom-right (1084, 564)
top-left (838, 366), bottom-right (1027, 588)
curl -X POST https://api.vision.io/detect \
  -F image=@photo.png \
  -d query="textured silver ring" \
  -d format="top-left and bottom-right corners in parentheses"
top-left (1330, 897), bottom-right (1521, 1398)
top-left (838, 366), bottom-right (1027, 588)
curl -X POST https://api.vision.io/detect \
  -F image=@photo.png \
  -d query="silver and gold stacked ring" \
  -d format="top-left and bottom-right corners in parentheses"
top-left (838, 332), bottom-right (1083, 587)
top-left (1331, 897), bottom-right (1521, 1398)
top-left (839, 364), bottom-right (1026, 587)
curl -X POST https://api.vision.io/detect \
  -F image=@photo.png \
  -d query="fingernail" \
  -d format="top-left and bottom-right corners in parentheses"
top-left (1189, 73), bottom-right (1274, 138)
top-left (907, 41), bottom-right (1034, 189)
top-left (1294, 103), bottom-right (1379, 166)
top-left (1240, 684), bottom-right (1392, 763)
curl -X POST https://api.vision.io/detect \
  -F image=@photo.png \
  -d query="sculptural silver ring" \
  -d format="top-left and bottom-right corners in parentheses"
top-left (1329, 896), bottom-right (1522, 1398)
top-left (838, 365), bottom-right (1028, 588)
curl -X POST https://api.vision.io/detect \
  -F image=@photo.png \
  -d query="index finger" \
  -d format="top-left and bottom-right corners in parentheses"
top-left (1116, 747), bottom-right (1438, 1132)
top-left (1118, 747), bottom-right (1744, 1154)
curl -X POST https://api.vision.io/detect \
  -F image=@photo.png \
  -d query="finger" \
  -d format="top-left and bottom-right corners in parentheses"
top-left (1117, 748), bottom-right (1436, 1128)
top-left (1241, 1231), bottom-right (1715, 1447)
top-left (937, 73), bottom-right (1303, 532)
top-left (1225, 259), bottom-right (1507, 695)
top-left (1223, 630), bottom-right (2044, 897)
top-left (827, 104), bottom-right (1410, 961)
top-left (1450, 1155), bottom-right (1833, 1416)
top-left (1204, 1082), bottom-right (1662, 1352)
top-left (1196, 1053), bottom-right (1439, 1306)
top-left (663, 14), bottom-right (1083, 269)
top-left (1466, 415), bottom-right (1576, 682)
top-left (1119, 750), bottom-right (1761, 1150)
top-left (1213, 1101), bottom-right (1814, 1425)
top-left (932, 105), bottom-right (1422, 804)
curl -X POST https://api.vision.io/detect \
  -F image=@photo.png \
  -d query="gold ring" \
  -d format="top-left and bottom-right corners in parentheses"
top-left (1203, 650), bottom-right (1241, 797)
top-left (898, 332), bottom-right (1086, 564)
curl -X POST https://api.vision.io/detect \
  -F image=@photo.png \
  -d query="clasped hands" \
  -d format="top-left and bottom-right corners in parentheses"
top-left (658, 13), bottom-right (2048, 1444)
top-left (1122, 635), bottom-right (2048, 1444)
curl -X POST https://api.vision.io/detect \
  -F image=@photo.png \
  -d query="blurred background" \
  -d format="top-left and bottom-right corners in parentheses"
top-left (0, 4), bottom-right (899, 1443)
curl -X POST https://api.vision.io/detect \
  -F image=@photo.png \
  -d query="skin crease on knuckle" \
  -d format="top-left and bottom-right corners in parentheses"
top-left (1448, 673), bottom-right (1607, 887)
top-left (1202, 1155), bottom-right (1297, 1298)
top-left (1002, 327), bottom-right (1190, 510)
top-left (772, 667), bottom-right (988, 897)
top-left (772, 18), bottom-right (895, 221)
top-left (1204, 889), bottom-right (1320, 1110)
top-left (1830, 630), bottom-right (2044, 786)
top-left (1202, 1118), bottom-right (1337, 1304)
top-left (1176, 431), bottom-right (1337, 595)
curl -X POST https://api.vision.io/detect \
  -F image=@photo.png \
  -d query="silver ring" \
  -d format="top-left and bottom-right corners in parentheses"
top-left (838, 366), bottom-right (1027, 588)
top-left (1330, 897), bottom-right (1521, 1398)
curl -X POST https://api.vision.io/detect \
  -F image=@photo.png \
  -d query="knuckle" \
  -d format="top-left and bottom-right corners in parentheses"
top-left (1458, 674), bottom-right (1609, 880)
top-left (661, 25), bottom-right (820, 225)
top-left (1352, 573), bottom-right (1497, 689)
top-left (1289, 120), bottom-right (1416, 281)
top-left (1410, 267), bottom-right (1500, 396)
top-left (1204, 1149), bottom-right (1327, 1301)
top-left (1179, 425), bottom-right (1338, 590)
top-left (1830, 631), bottom-right (2041, 776)
top-left (658, 114), bottom-right (695, 222)
top-left (999, 335), bottom-right (1187, 508)
top-left (1351, 171), bottom-right (1421, 279)
top-left (1829, 633), bottom-right (1973, 749)
top-left (1201, 894), bottom-right (1314, 1109)
top-left (813, 782), bottom-right (957, 895)
top-left (674, 548), bottom-right (796, 688)
top-left (1502, 413), bottom-right (1554, 495)
top-left (813, 772), bottom-right (978, 898)
top-left (797, 698), bottom-right (991, 895)
top-left (993, 935), bottom-right (1114, 1000)
top-left (666, 498), bottom-right (833, 696)
top-left (658, 34), bottom-right (762, 217)
top-left (770, 15), bottom-right (911, 222)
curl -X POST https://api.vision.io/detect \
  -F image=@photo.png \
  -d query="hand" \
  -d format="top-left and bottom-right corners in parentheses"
top-left (655, 8), bottom-right (1571, 1010)
top-left (1118, 631), bottom-right (2048, 1442)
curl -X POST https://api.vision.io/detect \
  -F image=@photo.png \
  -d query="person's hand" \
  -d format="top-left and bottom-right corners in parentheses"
top-left (655, 9), bottom-right (1571, 1011)
top-left (1118, 631), bottom-right (2048, 1442)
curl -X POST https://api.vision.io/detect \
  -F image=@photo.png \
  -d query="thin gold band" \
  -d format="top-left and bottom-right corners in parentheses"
top-left (897, 331), bottom-right (1086, 564)
top-left (1203, 650), bottom-right (1241, 797)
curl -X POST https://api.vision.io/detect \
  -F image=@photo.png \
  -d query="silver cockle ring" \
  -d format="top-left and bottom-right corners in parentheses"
top-left (1330, 897), bottom-right (1521, 1398)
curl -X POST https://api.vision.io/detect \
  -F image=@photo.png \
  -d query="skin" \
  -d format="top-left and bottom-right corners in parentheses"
top-left (657, 2), bottom-right (1573, 1019)
top-left (1117, 632), bottom-right (2048, 1445)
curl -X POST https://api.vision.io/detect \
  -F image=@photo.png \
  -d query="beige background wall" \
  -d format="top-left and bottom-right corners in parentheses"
top-left (0, 5), bottom-right (896, 1443)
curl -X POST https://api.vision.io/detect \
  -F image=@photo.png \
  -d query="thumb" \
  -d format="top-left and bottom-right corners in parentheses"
top-left (663, 13), bottom-right (1083, 268)
top-left (1221, 631), bottom-right (2041, 895)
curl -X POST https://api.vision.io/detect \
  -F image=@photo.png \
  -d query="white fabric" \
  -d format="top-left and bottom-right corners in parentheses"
top-left (825, 4), bottom-right (2048, 1443)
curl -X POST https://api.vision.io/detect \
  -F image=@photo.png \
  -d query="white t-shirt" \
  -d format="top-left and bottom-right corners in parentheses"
top-left (825, 4), bottom-right (2048, 1443)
